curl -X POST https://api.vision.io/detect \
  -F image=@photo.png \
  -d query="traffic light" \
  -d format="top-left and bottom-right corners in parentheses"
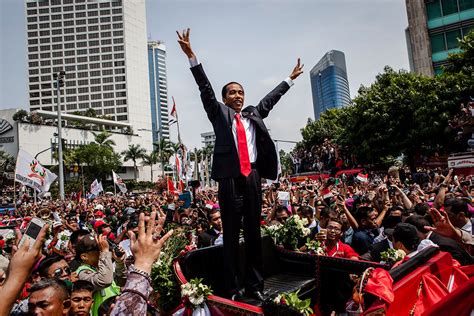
top-left (53, 71), bottom-right (66, 88)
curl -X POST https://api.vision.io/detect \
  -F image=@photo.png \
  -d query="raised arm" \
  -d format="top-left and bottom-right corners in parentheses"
top-left (177, 28), bottom-right (219, 120)
top-left (256, 58), bottom-right (304, 118)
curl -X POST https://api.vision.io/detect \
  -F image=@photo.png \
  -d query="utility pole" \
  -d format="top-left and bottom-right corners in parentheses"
top-left (54, 71), bottom-right (66, 200)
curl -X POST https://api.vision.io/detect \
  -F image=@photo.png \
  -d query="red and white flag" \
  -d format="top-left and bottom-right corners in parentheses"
top-left (357, 173), bottom-right (368, 183)
top-left (167, 177), bottom-right (176, 194)
top-left (321, 187), bottom-right (333, 200)
top-left (169, 96), bottom-right (178, 124)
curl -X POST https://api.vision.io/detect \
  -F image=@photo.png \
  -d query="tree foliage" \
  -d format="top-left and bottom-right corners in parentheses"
top-left (299, 31), bottom-right (474, 170)
top-left (122, 144), bottom-right (146, 180)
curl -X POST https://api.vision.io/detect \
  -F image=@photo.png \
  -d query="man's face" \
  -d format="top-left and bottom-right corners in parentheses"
top-left (276, 210), bottom-right (289, 224)
top-left (223, 83), bottom-right (245, 113)
top-left (28, 287), bottom-right (69, 316)
top-left (444, 206), bottom-right (465, 228)
top-left (70, 290), bottom-right (93, 316)
top-left (326, 221), bottom-right (343, 241)
top-left (210, 212), bottom-right (222, 231)
top-left (47, 260), bottom-right (71, 281)
top-left (362, 209), bottom-right (378, 229)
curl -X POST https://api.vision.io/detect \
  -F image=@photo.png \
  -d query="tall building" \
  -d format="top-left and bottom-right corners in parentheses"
top-left (25, 0), bottom-right (153, 150)
top-left (405, 0), bottom-right (474, 76)
top-left (148, 41), bottom-right (170, 144)
top-left (201, 131), bottom-right (216, 147)
top-left (309, 50), bottom-right (351, 119)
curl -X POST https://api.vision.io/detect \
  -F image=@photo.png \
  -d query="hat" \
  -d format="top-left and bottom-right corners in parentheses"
top-left (53, 221), bottom-right (63, 229)
top-left (94, 210), bottom-right (105, 218)
top-left (93, 220), bottom-right (108, 230)
top-left (94, 204), bottom-right (104, 211)
top-left (75, 234), bottom-right (99, 257)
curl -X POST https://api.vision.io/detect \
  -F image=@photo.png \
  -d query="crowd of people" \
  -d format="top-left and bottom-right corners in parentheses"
top-left (0, 164), bottom-right (473, 315)
top-left (291, 139), bottom-right (354, 174)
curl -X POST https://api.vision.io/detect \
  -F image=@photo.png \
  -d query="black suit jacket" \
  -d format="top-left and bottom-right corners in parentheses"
top-left (429, 232), bottom-right (473, 266)
top-left (198, 228), bottom-right (220, 248)
top-left (190, 64), bottom-right (291, 180)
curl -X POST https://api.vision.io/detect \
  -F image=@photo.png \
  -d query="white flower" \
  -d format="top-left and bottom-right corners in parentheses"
top-left (302, 227), bottom-right (311, 236)
top-left (273, 294), bottom-right (282, 304)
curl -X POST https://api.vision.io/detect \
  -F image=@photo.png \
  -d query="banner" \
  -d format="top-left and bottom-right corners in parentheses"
top-left (90, 179), bottom-right (103, 196)
top-left (112, 171), bottom-right (127, 193)
top-left (15, 149), bottom-right (57, 193)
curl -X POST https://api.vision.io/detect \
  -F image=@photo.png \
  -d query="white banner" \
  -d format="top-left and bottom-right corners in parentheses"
top-left (112, 171), bottom-right (127, 193)
top-left (90, 179), bottom-right (103, 196)
top-left (15, 149), bottom-right (57, 193)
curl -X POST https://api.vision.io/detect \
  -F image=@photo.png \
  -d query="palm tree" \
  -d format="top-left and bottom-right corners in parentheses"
top-left (122, 144), bottom-right (146, 180)
top-left (92, 131), bottom-right (115, 150)
top-left (141, 151), bottom-right (158, 182)
top-left (0, 150), bottom-right (15, 174)
top-left (154, 139), bottom-right (176, 177)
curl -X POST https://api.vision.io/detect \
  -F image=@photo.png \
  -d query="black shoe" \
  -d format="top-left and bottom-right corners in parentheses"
top-left (246, 290), bottom-right (265, 301)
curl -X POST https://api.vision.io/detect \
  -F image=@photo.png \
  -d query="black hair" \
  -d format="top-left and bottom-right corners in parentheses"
top-left (29, 278), bottom-right (69, 301)
top-left (221, 82), bottom-right (243, 99)
top-left (404, 215), bottom-right (431, 234)
top-left (275, 205), bottom-right (289, 215)
top-left (354, 206), bottom-right (375, 224)
top-left (37, 254), bottom-right (66, 278)
top-left (319, 207), bottom-right (338, 220)
top-left (414, 203), bottom-right (429, 216)
top-left (392, 223), bottom-right (420, 252)
top-left (71, 280), bottom-right (94, 294)
top-left (444, 198), bottom-right (470, 217)
top-left (298, 205), bottom-right (314, 218)
top-left (207, 208), bottom-right (220, 221)
top-left (70, 229), bottom-right (89, 247)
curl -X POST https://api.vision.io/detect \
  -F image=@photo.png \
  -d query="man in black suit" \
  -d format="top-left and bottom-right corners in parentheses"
top-left (198, 209), bottom-right (223, 248)
top-left (177, 29), bottom-right (304, 300)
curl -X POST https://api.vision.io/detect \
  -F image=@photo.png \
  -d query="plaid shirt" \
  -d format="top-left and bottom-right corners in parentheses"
top-left (110, 269), bottom-right (152, 316)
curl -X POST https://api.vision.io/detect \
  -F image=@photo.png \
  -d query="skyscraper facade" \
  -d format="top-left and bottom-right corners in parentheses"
top-left (405, 0), bottom-right (474, 76)
top-left (25, 0), bottom-right (153, 149)
top-left (310, 50), bottom-right (351, 120)
top-left (148, 41), bottom-right (170, 144)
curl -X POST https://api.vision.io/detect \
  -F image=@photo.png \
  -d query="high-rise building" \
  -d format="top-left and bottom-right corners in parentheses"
top-left (25, 0), bottom-right (153, 150)
top-left (148, 41), bottom-right (170, 144)
top-left (201, 131), bottom-right (216, 147)
top-left (309, 50), bottom-right (351, 119)
top-left (405, 0), bottom-right (474, 76)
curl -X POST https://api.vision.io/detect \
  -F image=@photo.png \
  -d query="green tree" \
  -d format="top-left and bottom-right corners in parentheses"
top-left (142, 151), bottom-right (159, 182)
top-left (279, 149), bottom-right (293, 175)
top-left (92, 131), bottom-right (115, 150)
top-left (12, 109), bottom-right (28, 122)
top-left (341, 67), bottom-right (460, 170)
top-left (299, 107), bottom-right (347, 148)
top-left (0, 151), bottom-right (15, 181)
top-left (75, 143), bottom-right (121, 182)
top-left (154, 139), bottom-right (176, 177)
top-left (122, 144), bottom-right (146, 180)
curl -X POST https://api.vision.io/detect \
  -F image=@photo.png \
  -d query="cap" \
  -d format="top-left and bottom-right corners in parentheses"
top-left (94, 211), bottom-right (105, 218)
top-left (75, 234), bottom-right (99, 257)
top-left (94, 204), bottom-right (104, 211)
top-left (93, 220), bottom-right (108, 230)
top-left (53, 221), bottom-right (63, 229)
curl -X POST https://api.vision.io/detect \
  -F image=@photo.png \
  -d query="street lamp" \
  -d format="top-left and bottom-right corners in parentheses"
top-left (53, 71), bottom-right (66, 200)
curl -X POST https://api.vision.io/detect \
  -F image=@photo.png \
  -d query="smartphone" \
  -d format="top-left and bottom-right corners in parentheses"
top-left (18, 217), bottom-right (45, 250)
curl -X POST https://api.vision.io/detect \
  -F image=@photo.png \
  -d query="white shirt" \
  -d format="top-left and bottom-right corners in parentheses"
top-left (189, 57), bottom-right (294, 165)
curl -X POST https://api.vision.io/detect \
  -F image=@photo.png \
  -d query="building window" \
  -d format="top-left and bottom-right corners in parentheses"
top-left (100, 24), bottom-right (111, 30)
top-left (102, 62), bottom-right (113, 68)
top-left (38, 8), bottom-right (49, 14)
top-left (103, 85), bottom-right (114, 91)
top-left (78, 80), bottom-right (89, 86)
top-left (100, 17), bottom-right (111, 23)
top-left (66, 80), bottom-right (76, 87)
top-left (90, 70), bottom-right (101, 76)
top-left (64, 35), bottom-right (74, 41)
top-left (104, 108), bottom-right (115, 115)
top-left (40, 30), bottom-right (50, 36)
top-left (66, 88), bottom-right (76, 94)
top-left (78, 72), bottom-right (88, 78)
top-left (40, 52), bottom-right (51, 59)
top-left (91, 78), bottom-right (101, 85)
top-left (52, 44), bottom-right (62, 50)
top-left (67, 104), bottom-right (77, 110)
top-left (76, 19), bottom-right (86, 25)
top-left (64, 28), bottom-right (74, 34)
top-left (91, 94), bottom-right (102, 100)
top-left (116, 99), bottom-right (127, 105)
top-left (53, 59), bottom-right (63, 65)
top-left (101, 31), bottom-right (111, 37)
top-left (88, 18), bottom-right (99, 24)
top-left (90, 63), bottom-right (101, 69)
top-left (39, 15), bottom-right (49, 21)
top-left (113, 30), bottom-right (123, 37)
top-left (117, 115), bottom-right (128, 121)
top-left (89, 40), bottom-right (100, 46)
top-left (65, 50), bottom-right (75, 56)
top-left (52, 36), bottom-right (62, 43)
top-left (91, 86), bottom-right (101, 92)
top-left (78, 95), bottom-right (89, 101)
top-left (441, 0), bottom-right (459, 15)
top-left (116, 91), bottom-right (126, 97)
top-left (89, 25), bottom-right (99, 32)
top-left (91, 101), bottom-right (102, 108)
top-left (78, 87), bottom-right (89, 93)
top-left (39, 23), bottom-right (50, 29)
top-left (28, 31), bottom-right (38, 37)
top-left (430, 33), bottom-right (445, 53)
top-left (100, 9), bottom-right (110, 15)
top-left (446, 29), bottom-right (462, 49)
top-left (115, 84), bottom-right (126, 89)
top-left (76, 12), bottom-right (86, 18)
top-left (77, 49), bottom-right (88, 55)
top-left (459, 0), bottom-right (474, 10)
top-left (112, 16), bottom-right (122, 22)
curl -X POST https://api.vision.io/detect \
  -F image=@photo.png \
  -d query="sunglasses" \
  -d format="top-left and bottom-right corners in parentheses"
top-left (53, 266), bottom-right (71, 278)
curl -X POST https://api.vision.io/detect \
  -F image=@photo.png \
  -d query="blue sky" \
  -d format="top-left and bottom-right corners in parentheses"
top-left (0, 0), bottom-right (409, 151)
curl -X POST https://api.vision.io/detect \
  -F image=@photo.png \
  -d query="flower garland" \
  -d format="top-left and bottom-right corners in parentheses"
top-left (262, 215), bottom-right (311, 250)
top-left (305, 239), bottom-right (326, 256)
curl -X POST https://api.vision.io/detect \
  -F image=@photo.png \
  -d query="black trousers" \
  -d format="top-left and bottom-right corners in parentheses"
top-left (218, 168), bottom-right (263, 296)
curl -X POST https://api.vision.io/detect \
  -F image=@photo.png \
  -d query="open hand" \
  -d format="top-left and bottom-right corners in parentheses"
top-left (176, 28), bottom-right (195, 59)
top-left (424, 207), bottom-right (460, 241)
top-left (289, 58), bottom-right (304, 80)
top-left (128, 211), bottom-right (173, 274)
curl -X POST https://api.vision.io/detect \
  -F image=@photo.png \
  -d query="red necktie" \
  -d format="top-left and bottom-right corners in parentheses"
top-left (235, 113), bottom-right (251, 177)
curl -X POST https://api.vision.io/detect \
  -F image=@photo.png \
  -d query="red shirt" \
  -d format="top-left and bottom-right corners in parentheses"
top-left (325, 240), bottom-right (359, 259)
